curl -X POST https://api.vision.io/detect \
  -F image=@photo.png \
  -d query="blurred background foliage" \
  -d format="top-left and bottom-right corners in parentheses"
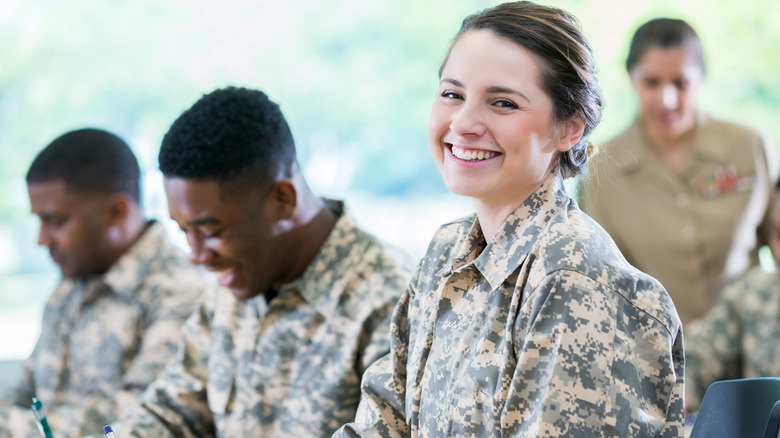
top-left (1, 0), bottom-right (778, 359)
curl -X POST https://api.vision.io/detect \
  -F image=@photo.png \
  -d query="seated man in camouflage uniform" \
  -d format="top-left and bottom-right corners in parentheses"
top-left (107, 86), bottom-right (414, 437)
top-left (685, 178), bottom-right (780, 411)
top-left (0, 129), bottom-right (212, 437)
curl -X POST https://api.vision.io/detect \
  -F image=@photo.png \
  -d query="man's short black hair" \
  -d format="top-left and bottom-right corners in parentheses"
top-left (159, 86), bottom-right (297, 188)
top-left (26, 128), bottom-right (141, 202)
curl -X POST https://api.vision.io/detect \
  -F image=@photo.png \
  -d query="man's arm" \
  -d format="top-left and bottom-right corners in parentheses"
top-left (0, 347), bottom-right (42, 436)
top-left (114, 273), bottom-right (208, 412)
top-left (334, 289), bottom-right (411, 438)
top-left (684, 280), bottom-right (744, 411)
top-left (110, 287), bottom-right (219, 438)
top-left (5, 346), bottom-right (37, 407)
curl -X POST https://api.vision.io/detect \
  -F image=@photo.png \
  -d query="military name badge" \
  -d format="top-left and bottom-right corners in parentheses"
top-left (699, 165), bottom-right (755, 199)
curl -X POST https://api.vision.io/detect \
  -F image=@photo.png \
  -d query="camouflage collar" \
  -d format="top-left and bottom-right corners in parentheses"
top-left (445, 172), bottom-right (568, 290)
top-left (101, 220), bottom-right (168, 298)
top-left (281, 199), bottom-right (364, 319)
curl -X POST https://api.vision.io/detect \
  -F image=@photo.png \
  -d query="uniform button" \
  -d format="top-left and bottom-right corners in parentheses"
top-left (676, 193), bottom-right (690, 208)
top-left (681, 224), bottom-right (695, 240)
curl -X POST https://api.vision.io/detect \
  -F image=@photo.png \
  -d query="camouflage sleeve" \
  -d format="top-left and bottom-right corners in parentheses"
top-left (0, 405), bottom-right (45, 437)
top-left (1, 307), bottom-right (123, 437)
top-left (115, 275), bottom-right (204, 412)
top-left (0, 368), bottom-right (37, 437)
top-left (1, 401), bottom-right (122, 437)
top-left (333, 288), bottom-right (412, 438)
top-left (4, 284), bottom-right (61, 409)
top-left (5, 346), bottom-right (36, 406)
top-left (684, 281), bottom-right (743, 411)
top-left (0, 287), bottom-right (204, 437)
top-left (355, 297), bottom-right (400, 375)
top-left (0, 387), bottom-right (122, 437)
top-left (506, 270), bottom-right (684, 437)
top-left (110, 288), bottom-right (218, 438)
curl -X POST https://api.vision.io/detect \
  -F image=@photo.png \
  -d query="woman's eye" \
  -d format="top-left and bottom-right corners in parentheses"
top-left (441, 90), bottom-right (462, 100)
top-left (494, 99), bottom-right (518, 109)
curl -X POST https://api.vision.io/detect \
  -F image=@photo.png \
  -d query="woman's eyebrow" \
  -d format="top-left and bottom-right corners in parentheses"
top-left (486, 86), bottom-right (530, 104)
top-left (440, 78), bottom-right (530, 104)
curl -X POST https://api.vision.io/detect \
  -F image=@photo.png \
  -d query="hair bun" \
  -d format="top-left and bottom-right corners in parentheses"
top-left (585, 140), bottom-right (598, 158)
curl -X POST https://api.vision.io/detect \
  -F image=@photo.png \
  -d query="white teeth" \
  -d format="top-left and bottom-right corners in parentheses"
top-left (451, 145), bottom-right (497, 161)
top-left (215, 268), bottom-right (233, 278)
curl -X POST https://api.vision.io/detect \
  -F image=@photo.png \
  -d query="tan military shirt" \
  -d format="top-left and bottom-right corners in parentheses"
top-left (109, 201), bottom-right (415, 438)
top-left (685, 266), bottom-right (780, 410)
top-left (580, 113), bottom-right (778, 324)
top-left (0, 221), bottom-right (211, 438)
top-left (335, 172), bottom-right (685, 437)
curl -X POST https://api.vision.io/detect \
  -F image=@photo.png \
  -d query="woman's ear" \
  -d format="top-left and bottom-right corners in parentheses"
top-left (556, 115), bottom-right (586, 152)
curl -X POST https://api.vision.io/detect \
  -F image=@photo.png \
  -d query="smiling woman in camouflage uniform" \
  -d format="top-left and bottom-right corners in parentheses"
top-left (335, 2), bottom-right (685, 437)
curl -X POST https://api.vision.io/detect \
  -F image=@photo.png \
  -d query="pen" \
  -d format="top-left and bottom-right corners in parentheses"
top-left (30, 397), bottom-right (53, 438)
top-left (104, 424), bottom-right (117, 438)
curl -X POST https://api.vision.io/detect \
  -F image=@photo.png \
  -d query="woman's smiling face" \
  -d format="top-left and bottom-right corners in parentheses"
top-left (429, 29), bottom-right (568, 207)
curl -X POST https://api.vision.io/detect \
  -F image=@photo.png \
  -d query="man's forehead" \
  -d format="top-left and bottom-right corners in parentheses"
top-left (29, 179), bottom-right (107, 197)
top-left (164, 177), bottom-right (226, 221)
top-left (164, 175), bottom-right (264, 204)
top-left (164, 177), bottom-right (221, 195)
top-left (28, 178), bottom-right (67, 193)
top-left (29, 179), bottom-right (107, 209)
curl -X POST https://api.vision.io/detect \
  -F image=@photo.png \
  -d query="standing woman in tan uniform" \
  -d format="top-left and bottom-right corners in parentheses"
top-left (580, 18), bottom-right (778, 325)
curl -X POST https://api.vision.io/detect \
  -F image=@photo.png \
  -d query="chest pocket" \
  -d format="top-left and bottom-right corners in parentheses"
top-left (697, 165), bottom-right (755, 199)
top-left (447, 386), bottom-right (499, 437)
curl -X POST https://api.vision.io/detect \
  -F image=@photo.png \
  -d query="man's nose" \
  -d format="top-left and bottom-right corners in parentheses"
top-left (187, 233), bottom-right (213, 266)
top-left (37, 225), bottom-right (51, 247)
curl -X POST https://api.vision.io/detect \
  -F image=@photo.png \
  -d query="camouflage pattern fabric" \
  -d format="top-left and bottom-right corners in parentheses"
top-left (0, 221), bottom-right (212, 438)
top-left (109, 201), bottom-right (415, 438)
top-left (335, 172), bottom-right (685, 437)
top-left (685, 266), bottom-right (780, 411)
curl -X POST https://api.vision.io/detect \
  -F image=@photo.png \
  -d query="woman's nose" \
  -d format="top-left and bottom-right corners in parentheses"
top-left (449, 102), bottom-right (487, 137)
top-left (661, 84), bottom-right (679, 109)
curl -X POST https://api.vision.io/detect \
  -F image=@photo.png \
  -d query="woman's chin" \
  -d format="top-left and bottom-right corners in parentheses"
top-left (443, 180), bottom-right (481, 199)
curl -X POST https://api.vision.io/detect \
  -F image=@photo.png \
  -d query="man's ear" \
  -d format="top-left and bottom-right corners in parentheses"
top-left (556, 115), bottom-right (586, 153)
top-left (269, 179), bottom-right (297, 220)
top-left (102, 193), bottom-right (131, 227)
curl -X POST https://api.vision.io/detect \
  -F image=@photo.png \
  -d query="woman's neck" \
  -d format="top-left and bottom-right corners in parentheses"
top-left (643, 119), bottom-right (696, 174)
top-left (473, 182), bottom-right (544, 244)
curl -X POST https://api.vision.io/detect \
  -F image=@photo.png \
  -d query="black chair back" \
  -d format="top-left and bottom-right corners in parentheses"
top-left (690, 378), bottom-right (780, 438)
